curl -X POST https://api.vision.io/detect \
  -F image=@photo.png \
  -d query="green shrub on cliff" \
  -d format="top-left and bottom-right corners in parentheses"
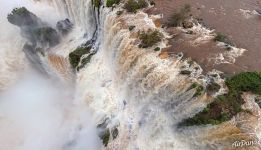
top-left (93, 0), bottom-right (101, 7)
top-left (106, 0), bottom-right (121, 7)
top-left (187, 83), bottom-right (205, 97)
top-left (138, 29), bottom-right (162, 48)
top-left (7, 7), bottom-right (39, 26)
top-left (10, 7), bottom-right (28, 15)
top-left (77, 53), bottom-right (95, 70)
top-left (226, 72), bottom-right (261, 95)
top-left (124, 0), bottom-right (148, 13)
top-left (179, 72), bottom-right (261, 126)
top-left (194, 84), bottom-right (204, 97)
top-left (69, 46), bottom-right (92, 70)
top-left (7, 7), bottom-right (60, 47)
top-left (101, 129), bottom-right (110, 147)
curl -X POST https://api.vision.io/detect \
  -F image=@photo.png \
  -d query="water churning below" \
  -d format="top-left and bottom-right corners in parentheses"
top-left (0, 0), bottom-right (101, 150)
top-left (1, 0), bottom-right (261, 150)
top-left (0, 68), bottom-right (101, 150)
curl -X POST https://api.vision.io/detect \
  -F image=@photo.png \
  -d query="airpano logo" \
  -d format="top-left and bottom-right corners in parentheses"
top-left (232, 140), bottom-right (261, 147)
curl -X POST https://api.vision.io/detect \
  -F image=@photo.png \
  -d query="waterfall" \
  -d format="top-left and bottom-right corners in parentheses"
top-left (13, 0), bottom-right (220, 149)
top-left (74, 8), bottom-right (208, 149)
top-left (50, 0), bottom-right (97, 39)
top-left (0, 1), bottom-right (101, 150)
top-left (36, 1), bottom-right (212, 149)
top-left (1, 0), bottom-right (260, 149)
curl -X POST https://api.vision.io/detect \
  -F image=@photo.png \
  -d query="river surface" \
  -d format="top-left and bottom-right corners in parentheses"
top-left (150, 0), bottom-right (261, 74)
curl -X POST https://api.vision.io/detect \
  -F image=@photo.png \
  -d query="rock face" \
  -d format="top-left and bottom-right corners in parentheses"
top-left (7, 7), bottom-right (40, 27)
top-left (206, 81), bottom-right (221, 95)
top-left (56, 18), bottom-right (73, 35)
top-left (255, 9), bottom-right (261, 15)
top-left (32, 27), bottom-right (60, 47)
top-left (182, 20), bottom-right (193, 29)
top-left (7, 7), bottom-right (66, 72)
top-left (8, 7), bottom-right (60, 48)
top-left (97, 118), bottom-right (119, 147)
top-left (22, 43), bottom-right (44, 71)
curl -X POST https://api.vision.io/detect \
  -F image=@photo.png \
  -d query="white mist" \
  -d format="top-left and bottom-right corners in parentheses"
top-left (0, 69), bottom-right (101, 150)
top-left (0, 0), bottom-right (102, 149)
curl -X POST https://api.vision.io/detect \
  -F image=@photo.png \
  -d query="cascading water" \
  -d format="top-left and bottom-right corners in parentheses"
top-left (43, 1), bottom-right (210, 149)
top-left (0, 0), bottom-right (101, 150)
top-left (1, 0), bottom-right (261, 150)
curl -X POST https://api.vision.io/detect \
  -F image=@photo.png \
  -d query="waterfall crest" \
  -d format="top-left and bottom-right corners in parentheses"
top-left (32, 0), bottom-right (261, 149)
top-left (1, 0), bottom-right (261, 149)
top-left (50, 0), bottom-right (97, 39)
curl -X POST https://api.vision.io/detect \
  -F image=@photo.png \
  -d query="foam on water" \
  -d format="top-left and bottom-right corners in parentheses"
top-left (0, 0), bottom-right (101, 150)
top-left (1, 0), bottom-right (257, 149)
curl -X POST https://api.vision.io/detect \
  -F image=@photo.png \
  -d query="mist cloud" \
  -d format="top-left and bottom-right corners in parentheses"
top-left (0, 0), bottom-right (102, 150)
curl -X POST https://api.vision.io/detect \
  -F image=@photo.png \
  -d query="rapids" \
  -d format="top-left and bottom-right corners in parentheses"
top-left (0, 0), bottom-right (260, 150)
top-left (45, 0), bottom-right (210, 149)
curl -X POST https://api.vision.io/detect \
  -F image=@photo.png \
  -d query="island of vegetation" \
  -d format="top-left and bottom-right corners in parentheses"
top-left (179, 72), bottom-right (261, 126)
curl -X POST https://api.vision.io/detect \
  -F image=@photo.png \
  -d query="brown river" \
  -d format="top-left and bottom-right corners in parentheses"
top-left (148, 0), bottom-right (261, 75)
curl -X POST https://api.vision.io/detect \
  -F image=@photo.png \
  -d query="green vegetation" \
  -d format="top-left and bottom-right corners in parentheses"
top-left (188, 83), bottom-right (204, 97)
top-left (124, 0), bottom-right (148, 13)
top-left (225, 72), bottom-right (261, 95)
top-left (101, 129), bottom-right (110, 147)
top-left (69, 46), bottom-right (92, 70)
top-left (154, 47), bottom-right (160, 51)
top-left (112, 128), bottom-right (119, 139)
top-left (78, 53), bottom-right (95, 70)
top-left (188, 83), bottom-right (198, 90)
top-left (214, 33), bottom-right (234, 46)
top-left (7, 7), bottom-right (39, 27)
top-left (194, 84), bottom-right (204, 97)
top-left (167, 4), bottom-right (191, 27)
top-left (179, 72), bottom-right (261, 126)
top-left (138, 29), bottom-right (162, 48)
top-left (9, 7), bottom-right (28, 16)
top-left (93, 0), bottom-right (101, 7)
top-left (7, 7), bottom-right (61, 47)
top-left (180, 93), bottom-right (243, 126)
top-left (106, 0), bottom-right (121, 7)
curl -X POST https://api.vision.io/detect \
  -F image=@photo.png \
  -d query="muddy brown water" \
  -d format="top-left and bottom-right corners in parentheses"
top-left (148, 0), bottom-right (261, 75)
